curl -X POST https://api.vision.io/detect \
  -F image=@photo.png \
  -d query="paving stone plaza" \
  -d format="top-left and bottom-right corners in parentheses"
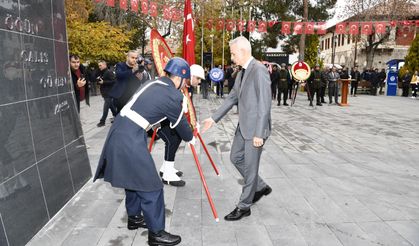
top-left (28, 92), bottom-right (419, 246)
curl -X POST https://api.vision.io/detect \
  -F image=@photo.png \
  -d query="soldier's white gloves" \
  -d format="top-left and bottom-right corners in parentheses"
top-left (188, 136), bottom-right (196, 146)
top-left (196, 122), bottom-right (201, 133)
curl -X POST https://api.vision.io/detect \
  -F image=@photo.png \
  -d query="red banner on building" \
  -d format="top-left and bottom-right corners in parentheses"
top-left (106, 0), bottom-right (115, 7)
top-left (163, 6), bottom-right (171, 20)
top-left (149, 2), bottom-right (158, 17)
top-left (361, 22), bottom-right (372, 35)
top-left (119, 0), bottom-right (128, 10)
top-left (247, 20), bottom-right (256, 32)
top-left (140, 0), bottom-right (148, 14)
top-left (348, 22), bottom-right (359, 35)
top-left (281, 22), bottom-right (291, 34)
top-left (258, 21), bottom-right (267, 32)
top-left (305, 22), bottom-right (314, 34)
top-left (293, 22), bottom-right (303, 34)
top-left (237, 20), bottom-right (246, 32)
top-left (316, 22), bottom-right (326, 35)
top-left (226, 19), bottom-right (235, 31)
top-left (216, 19), bottom-right (224, 30)
top-left (131, 0), bottom-right (139, 12)
top-left (336, 22), bottom-right (347, 34)
top-left (206, 19), bottom-right (213, 29)
top-left (374, 22), bottom-right (387, 34)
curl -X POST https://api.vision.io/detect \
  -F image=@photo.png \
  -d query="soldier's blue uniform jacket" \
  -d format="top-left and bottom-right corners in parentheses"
top-left (94, 76), bottom-right (193, 192)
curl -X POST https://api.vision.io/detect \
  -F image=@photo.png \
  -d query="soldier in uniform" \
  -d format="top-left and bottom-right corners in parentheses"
top-left (270, 64), bottom-right (279, 100)
top-left (277, 63), bottom-right (289, 106)
top-left (158, 64), bottom-right (206, 187)
top-left (94, 57), bottom-right (194, 246)
top-left (307, 64), bottom-right (323, 106)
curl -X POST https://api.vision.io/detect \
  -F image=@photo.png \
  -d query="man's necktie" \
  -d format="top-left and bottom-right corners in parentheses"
top-left (241, 68), bottom-right (246, 82)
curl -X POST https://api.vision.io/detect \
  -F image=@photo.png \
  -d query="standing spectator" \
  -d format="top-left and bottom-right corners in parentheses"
top-left (402, 69), bottom-right (412, 97)
top-left (270, 65), bottom-right (279, 100)
top-left (69, 55), bottom-right (89, 113)
top-left (378, 68), bottom-right (386, 95)
top-left (97, 60), bottom-right (117, 127)
top-left (350, 66), bottom-right (361, 97)
top-left (410, 70), bottom-right (418, 98)
top-left (361, 68), bottom-right (371, 92)
top-left (327, 66), bottom-right (340, 105)
top-left (108, 50), bottom-right (142, 113)
top-left (201, 36), bottom-right (272, 221)
top-left (87, 65), bottom-right (98, 96)
top-left (201, 68), bottom-right (210, 99)
top-left (277, 63), bottom-right (289, 106)
top-left (225, 64), bottom-right (236, 94)
top-left (370, 68), bottom-right (380, 96)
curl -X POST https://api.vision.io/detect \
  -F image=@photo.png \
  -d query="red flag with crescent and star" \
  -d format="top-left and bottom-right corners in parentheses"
top-left (183, 0), bottom-right (195, 65)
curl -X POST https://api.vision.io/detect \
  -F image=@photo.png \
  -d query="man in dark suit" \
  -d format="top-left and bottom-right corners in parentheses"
top-left (69, 55), bottom-right (89, 112)
top-left (109, 50), bottom-right (142, 113)
top-left (202, 36), bottom-right (272, 221)
top-left (97, 60), bottom-right (117, 127)
top-left (94, 58), bottom-right (194, 246)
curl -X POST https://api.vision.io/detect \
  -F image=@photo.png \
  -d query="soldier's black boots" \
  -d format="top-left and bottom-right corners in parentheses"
top-left (127, 215), bottom-right (147, 230)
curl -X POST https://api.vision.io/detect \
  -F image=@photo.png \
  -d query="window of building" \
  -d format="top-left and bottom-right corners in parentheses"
top-left (321, 40), bottom-right (324, 50)
top-left (341, 34), bottom-right (345, 46)
top-left (338, 35), bottom-right (341, 46)
top-left (347, 35), bottom-right (350, 44)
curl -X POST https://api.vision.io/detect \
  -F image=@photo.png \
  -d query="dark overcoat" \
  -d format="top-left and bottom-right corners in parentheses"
top-left (94, 77), bottom-right (193, 192)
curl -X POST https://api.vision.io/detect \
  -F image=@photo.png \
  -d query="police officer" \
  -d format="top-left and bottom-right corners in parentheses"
top-left (158, 64), bottom-right (206, 187)
top-left (277, 63), bottom-right (289, 106)
top-left (307, 64), bottom-right (323, 106)
top-left (94, 57), bottom-right (194, 246)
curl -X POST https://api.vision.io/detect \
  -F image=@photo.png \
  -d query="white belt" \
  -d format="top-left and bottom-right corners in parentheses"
top-left (120, 80), bottom-right (167, 131)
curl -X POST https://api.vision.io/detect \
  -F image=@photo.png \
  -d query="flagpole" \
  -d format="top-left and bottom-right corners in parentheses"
top-left (222, 3), bottom-right (225, 69)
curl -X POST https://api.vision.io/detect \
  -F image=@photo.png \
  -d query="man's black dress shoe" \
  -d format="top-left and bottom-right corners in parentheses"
top-left (252, 185), bottom-right (272, 203)
top-left (159, 171), bottom-right (183, 177)
top-left (224, 207), bottom-right (251, 221)
top-left (148, 230), bottom-right (181, 246)
top-left (127, 215), bottom-right (147, 230)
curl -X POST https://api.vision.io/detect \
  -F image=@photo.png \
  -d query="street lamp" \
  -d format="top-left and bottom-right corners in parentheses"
top-left (209, 34), bottom-right (214, 69)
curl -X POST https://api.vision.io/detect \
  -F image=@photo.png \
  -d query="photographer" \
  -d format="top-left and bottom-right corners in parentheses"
top-left (109, 50), bottom-right (143, 113)
top-left (97, 60), bottom-right (117, 127)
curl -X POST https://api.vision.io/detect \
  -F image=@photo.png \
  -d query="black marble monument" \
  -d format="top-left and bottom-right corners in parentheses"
top-left (0, 1), bottom-right (92, 245)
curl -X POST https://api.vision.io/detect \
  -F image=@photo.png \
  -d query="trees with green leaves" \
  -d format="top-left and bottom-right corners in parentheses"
top-left (404, 34), bottom-right (419, 73)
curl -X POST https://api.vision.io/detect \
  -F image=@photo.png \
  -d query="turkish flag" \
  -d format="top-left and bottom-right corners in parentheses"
top-left (163, 5), bottom-right (171, 20)
top-left (316, 22), bottom-right (326, 35)
top-left (336, 22), bottom-right (347, 34)
top-left (119, 0), bottom-right (128, 10)
top-left (182, 0), bottom-right (195, 65)
top-left (293, 22), bottom-right (303, 34)
top-left (390, 20), bottom-right (397, 27)
top-left (149, 2), bottom-right (158, 17)
top-left (361, 22), bottom-right (372, 35)
top-left (216, 19), bottom-right (224, 31)
top-left (375, 22), bottom-right (387, 34)
top-left (237, 20), bottom-right (246, 32)
top-left (258, 21), bottom-right (267, 32)
top-left (281, 22), bottom-right (291, 34)
top-left (416, 20), bottom-right (419, 27)
top-left (226, 19), bottom-right (235, 31)
top-left (305, 22), bottom-right (314, 34)
top-left (106, 0), bottom-right (115, 7)
top-left (206, 19), bottom-right (213, 29)
top-left (348, 22), bottom-right (359, 35)
top-left (95, 0), bottom-right (102, 3)
top-left (141, 0), bottom-right (148, 14)
top-left (131, 0), bottom-right (139, 12)
top-left (247, 20), bottom-right (256, 32)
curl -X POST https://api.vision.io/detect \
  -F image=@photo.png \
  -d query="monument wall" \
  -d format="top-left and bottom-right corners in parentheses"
top-left (0, 1), bottom-right (92, 245)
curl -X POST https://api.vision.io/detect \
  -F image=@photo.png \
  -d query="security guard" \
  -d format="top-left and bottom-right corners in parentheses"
top-left (307, 64), bottom-right (323, 106)
top-left (94, 57), bottom-right (194, 246)
top-left (158, 64), bottom-right (206, 187)
top-left (277, 63), bottom-right (289, 106)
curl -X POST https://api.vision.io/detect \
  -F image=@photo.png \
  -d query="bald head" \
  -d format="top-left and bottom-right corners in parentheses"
top-left (229, 36), bottom-right (252, 66)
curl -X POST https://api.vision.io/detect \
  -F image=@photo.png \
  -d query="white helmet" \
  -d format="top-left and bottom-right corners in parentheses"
top-left (190, 64), bottom-right (205, 80)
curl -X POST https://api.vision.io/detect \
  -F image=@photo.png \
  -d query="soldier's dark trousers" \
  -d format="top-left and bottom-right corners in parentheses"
top-left (402, 84), bottom-right (410, 97)
top-left (288, 83), bottom-right (293, 99)
top-left (310, 87), bottom-right (321, 104)
top-left (277, 87), bottom-right (288, 104)
top-left (201, 82), bottom-right (208, 99)
top-left (125, 188), bottom-right (165, 234)
top-left (158, 125), bottom-right (182, 162)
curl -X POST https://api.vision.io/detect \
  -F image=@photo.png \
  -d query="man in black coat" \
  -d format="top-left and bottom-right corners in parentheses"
top-left (378, 68), bottom-right (386, 95)
top-left (307, 64), bottom-right (323, 106)
top-left (94, 58), bottom-right (194, 246)
top-left (350, 66), bottom-right (361, 97)
top-left (277, 63), bottom-right (289, 106)
top-left (401, 69), bottom-right (412, 97)
top-left (69, 55), bottom-right (89, 113)
top-left (370, 68), bottom-right (380, 96)
top-left (270, 65), bottom-right (279, 100)
top-left (97, 60), bottom-right (117, 127)
top-left (109, 50), bottom-right (143, 113)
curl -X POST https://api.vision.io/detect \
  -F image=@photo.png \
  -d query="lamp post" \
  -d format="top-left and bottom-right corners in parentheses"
top-left (210, 34), bottom-right (214, 68)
